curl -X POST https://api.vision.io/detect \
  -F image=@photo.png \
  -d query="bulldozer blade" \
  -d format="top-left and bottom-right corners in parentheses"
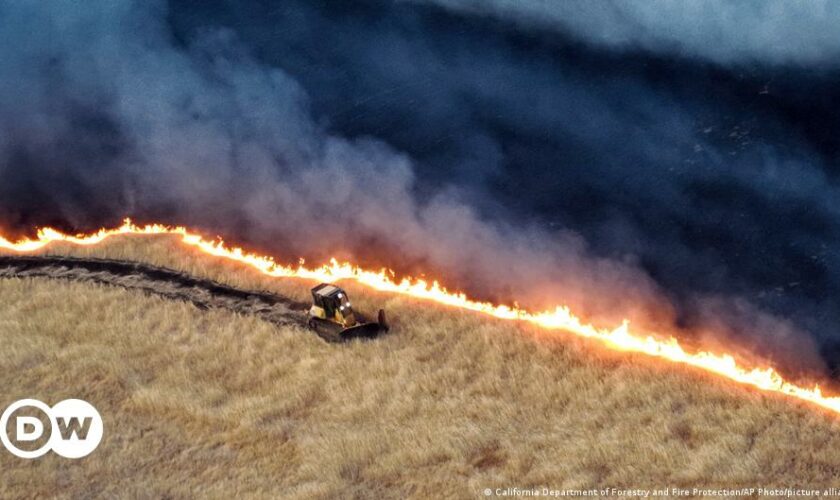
top-left (307, 309), bottom-right (389, 343)
top-left (339, 322), bottom-right (382, 340)
top-left (376, 309), bottom-right (389, 333)
top-left (339, 310), bottom-right (389, 340)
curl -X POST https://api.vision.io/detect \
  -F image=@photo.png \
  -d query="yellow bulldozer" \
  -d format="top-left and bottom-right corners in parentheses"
top-left (307, 283), bottom-right (389, 341)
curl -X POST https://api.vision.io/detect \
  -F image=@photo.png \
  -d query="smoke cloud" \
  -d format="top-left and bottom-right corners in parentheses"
top-left (410, 0), bottom-right (840, 66)
top-left (0, 0), bottom-right (668, 321)
top-left (2, 0), bottom-right (838, 379)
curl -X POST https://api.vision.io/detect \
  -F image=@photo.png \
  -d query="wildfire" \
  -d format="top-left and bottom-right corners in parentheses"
top-left (1, 218), bottom-right (838, 415)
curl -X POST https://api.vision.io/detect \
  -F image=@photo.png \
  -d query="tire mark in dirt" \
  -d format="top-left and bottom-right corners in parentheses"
top-left (0, 255), bottom-right (310, 329)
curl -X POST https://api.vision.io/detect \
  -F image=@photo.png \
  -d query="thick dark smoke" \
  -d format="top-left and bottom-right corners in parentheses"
top-left (0, 0), bottom-right (668, 324)
top-left (413, 0), bottom-right (840, 65)
top-left (2, 1), bottom-right (839, 379)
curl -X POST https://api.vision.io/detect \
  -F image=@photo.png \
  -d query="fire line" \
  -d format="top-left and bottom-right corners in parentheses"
top-left (1, 218), bottom-right (838, 415)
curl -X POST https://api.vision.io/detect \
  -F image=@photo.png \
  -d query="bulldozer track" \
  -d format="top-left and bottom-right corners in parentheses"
top-left (0, 255), bottom-right (310, 330)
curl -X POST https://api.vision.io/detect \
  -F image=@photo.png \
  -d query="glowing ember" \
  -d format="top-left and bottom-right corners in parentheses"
top-left (1, 218), bottom-right (838, 415)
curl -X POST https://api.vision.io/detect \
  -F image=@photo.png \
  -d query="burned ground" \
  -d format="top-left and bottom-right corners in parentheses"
top-left (0, 255), bottom-right (307, 329)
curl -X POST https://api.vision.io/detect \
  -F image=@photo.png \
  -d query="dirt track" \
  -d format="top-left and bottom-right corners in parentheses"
top-left (0, 255), bottom-right (309, 330)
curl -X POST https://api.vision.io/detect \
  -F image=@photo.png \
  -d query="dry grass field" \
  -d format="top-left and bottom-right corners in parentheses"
top-left (1, 234), bottom-right (839, 498)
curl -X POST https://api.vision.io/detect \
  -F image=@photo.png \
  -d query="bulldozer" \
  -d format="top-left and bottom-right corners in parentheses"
top-left (307, 283), bottom-right (389, 341)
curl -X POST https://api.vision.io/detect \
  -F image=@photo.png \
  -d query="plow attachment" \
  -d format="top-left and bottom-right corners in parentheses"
top-left (307, 308), bottom-right (389, 342)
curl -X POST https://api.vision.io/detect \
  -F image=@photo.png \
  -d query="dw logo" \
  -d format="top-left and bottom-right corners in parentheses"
top-left (0, 399), bottom-right (103, 459)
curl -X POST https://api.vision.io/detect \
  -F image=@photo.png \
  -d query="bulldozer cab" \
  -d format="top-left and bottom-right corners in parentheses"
top-left (310, 283), bottom-right (356, 327)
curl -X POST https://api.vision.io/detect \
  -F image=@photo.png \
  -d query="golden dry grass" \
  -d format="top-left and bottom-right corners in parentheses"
top-left (0, 235), bottom-right (839, 498)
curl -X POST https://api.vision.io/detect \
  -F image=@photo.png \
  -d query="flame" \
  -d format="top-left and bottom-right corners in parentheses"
top-left (1, 218), bottom-right (839, 415)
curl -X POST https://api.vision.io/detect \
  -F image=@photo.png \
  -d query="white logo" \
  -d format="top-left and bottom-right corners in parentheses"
top-left (0, 399), bottom-right (103, 459)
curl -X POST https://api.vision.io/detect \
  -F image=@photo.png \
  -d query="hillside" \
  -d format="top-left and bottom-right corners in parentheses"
top-left (1, 234), bottom-right (839, 498)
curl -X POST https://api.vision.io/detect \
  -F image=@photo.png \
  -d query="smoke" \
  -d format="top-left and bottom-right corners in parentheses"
top-left (409, 0), bottom-right (840, 66)
top-left (1, 1), bottom-right (837, 378)
top-left (0, 0), bottom-right (667, 322)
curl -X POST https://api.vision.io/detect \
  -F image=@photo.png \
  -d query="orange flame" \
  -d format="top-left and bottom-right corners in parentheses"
top-left (1, 218), bottom-right (838, 415)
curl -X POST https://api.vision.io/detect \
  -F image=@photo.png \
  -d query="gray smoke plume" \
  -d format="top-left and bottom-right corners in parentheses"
top-left (0, 1), bottom-right (667, 319)
top-left (409, 0), bottom-right (840, 65)
top-left (1, 0), bottom-right (835, 378)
